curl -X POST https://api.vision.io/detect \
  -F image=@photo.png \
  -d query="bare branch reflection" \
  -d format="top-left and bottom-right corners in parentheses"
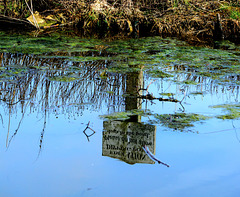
top-left (1, 52), bottom-right (126, 151)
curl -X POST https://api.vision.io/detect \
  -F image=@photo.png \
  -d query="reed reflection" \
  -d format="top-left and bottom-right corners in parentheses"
top-left (0, 51), bottom-right (239, 157)
top-left (0, 52), bottom-right (125, 151)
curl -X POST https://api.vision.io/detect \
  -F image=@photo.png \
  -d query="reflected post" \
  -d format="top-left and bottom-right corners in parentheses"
top-left (102, 67), bottom-right (157, 164)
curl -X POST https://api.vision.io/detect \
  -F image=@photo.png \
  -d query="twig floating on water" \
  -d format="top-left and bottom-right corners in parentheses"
top-left (143, 145), bottom-right (170, 167)
top-left (83, 121), bottom-right (96, 142)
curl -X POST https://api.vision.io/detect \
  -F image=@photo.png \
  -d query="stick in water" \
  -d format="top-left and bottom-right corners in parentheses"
top-left (143, 145), bottom-right (170, 167)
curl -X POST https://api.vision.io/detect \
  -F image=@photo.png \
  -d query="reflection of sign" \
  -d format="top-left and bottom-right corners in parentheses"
top-left (102, 120), bottom-right (156, 164)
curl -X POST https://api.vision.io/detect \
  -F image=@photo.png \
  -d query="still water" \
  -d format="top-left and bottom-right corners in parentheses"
top-left (0, 32), bottom-right (240, 197)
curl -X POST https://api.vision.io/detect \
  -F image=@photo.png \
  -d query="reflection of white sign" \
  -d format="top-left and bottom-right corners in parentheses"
top-left (102, 120), bottom-right (156, 164)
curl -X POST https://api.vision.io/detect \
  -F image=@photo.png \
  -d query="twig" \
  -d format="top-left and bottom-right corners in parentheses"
top-left (83, 121), bottom-right (96, 141)
top-left (36, 113), bottom-right (47, 160)
top-left (0, 113), bottom-right (4, 128)
top-left (232, 120), bottom-right (240, 144)
top-left (5, 98), bottom-right (30, 106)
top-left (201, 127), bottom-right (240, 134)
top-left (143, 145), bottom-right (170, 167)
top-left (139, 94), bottom-right (179, 102)
top-left (24, 0), bottom-right (39, 29)
top-left (145, 79), bottom-right (157, 94)
top-left (6, 101), bottom-right (29, 149)
top-left (6, 107), bottom-right (11, 148)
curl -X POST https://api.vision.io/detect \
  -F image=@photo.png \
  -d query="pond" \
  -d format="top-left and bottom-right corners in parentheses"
top-left (0, 31), bottom-right (240, 197)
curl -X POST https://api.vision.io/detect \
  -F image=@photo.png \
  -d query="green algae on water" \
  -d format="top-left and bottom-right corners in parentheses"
top-left (1, 33), bottom-right (240, 86)
top-left (210, 104), bottom-right (240, 120)
top-left (154, 113), bottom-right (210, 132)
top-left (100, 109), bottom-right (153, 121)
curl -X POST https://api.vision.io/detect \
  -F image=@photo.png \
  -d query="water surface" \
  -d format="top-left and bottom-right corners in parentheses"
top-left (0, 32), bottom-right (240, 197)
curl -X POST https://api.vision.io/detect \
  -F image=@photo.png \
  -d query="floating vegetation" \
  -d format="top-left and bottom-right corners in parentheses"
top-left (210, 104), bottom-right (240, 120)
top-left (100, 111), bottom-right (132, 121)
top-left (48, 75), bottom-right (78, 82)
top-left (1, 33), bottom-right (240, 85)
top-left (147, 69), bottom-right (173, 78)
top-left (107, 62), bottom-right (142, 73)
top-left (182, 80), bottom-right (199, 85)
top-left (100, 109), bottom-right (153, 121)
top-left (0, 67), bottom-right (29, 82)
top-left (100, 110), bottom-right (211, 132)
top-left (159, 93), bottom-right (175, 97)
top-left (153, 113), bottom-right (210, 132)
top-left (189, 92), bottom-right (205, 95)
top-left (0, 32), bottom-right (104, 55)
top-left (0, 33), bottom-right (240, 91)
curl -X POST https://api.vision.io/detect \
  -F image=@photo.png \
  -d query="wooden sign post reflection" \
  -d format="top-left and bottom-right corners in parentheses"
top-left (102, 68), bottom-right (156, 164)
top-left (102, 120), bottom-right (156, 164)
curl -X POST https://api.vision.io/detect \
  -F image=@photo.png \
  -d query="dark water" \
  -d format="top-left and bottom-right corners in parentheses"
top-left (0, 33), bottom-right (240, 197)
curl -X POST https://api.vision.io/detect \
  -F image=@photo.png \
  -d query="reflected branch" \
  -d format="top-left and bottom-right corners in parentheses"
top-left (83, 121), bottom-right (96, 142)
top-left (202, 127), bottom-right (240, 134)
top-left (7, 105), bottom-right (26, 149)
top-left (6, 107), bottom-right (11, 148)
top-left (5, 98), bottom-right (30, 106)
top-left (179, 102), bottom-right (186, 112)
top-left (232, 121), bottom-right (240, 144)
top-left (143, 145), bottom-right (170, 167)
top-left (37, 111), bottom-right (47, 160)
top-left (139, 93), bottom-right (179, 103)
top-left (0, 113), bottom-right (4, 128)
top-left (137, 80), bottom-right (179, 103)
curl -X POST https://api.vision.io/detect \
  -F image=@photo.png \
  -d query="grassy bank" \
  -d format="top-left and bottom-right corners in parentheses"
top-left (1, 0), bottom-right (240, 43)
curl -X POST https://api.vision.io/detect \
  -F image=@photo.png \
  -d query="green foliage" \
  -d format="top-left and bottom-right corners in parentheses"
top-left (230, 10), bottom-right (240, 19)
top-left (220, 3), bottom-right (240, 20)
